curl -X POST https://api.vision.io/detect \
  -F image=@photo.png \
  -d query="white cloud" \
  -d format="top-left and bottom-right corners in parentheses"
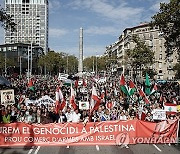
top-left (85, 26), bottom-right (119, 35)
top-left (150, 0), bottom-right (170, 12)
top-left (49, 0), bottom-right (61, 14)
top-left (0, 0), bottom-right (4, 7)
top-left (50, 44), bottom-right (105, 57)
top-left (49, 28), bottom-right (68, 38)
top-left (68, 0), bottom-right (144, 24)
top-left (0, 27), bottom-right (4, 44)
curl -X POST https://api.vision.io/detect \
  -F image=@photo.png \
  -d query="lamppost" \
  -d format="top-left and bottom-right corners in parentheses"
top-left (66, 55), bottom-right (69, 74)
top-left (4, 49), bottom-right (7, 77)
top-left (27, 42), bottom-right (33, 81)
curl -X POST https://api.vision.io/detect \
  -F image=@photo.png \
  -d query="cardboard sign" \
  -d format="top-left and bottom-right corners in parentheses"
top-left (177, 105), bottom-right (180, 112)
top-left (79, 101), bottom-right (89, 110)
top-left (0, 89), bottom-right (15, 106)
top-left (153, 109), bottom-right (166, 120)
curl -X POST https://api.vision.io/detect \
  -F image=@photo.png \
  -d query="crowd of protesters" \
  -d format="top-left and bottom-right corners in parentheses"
top-left (0, 74), bottom-right (180, 124)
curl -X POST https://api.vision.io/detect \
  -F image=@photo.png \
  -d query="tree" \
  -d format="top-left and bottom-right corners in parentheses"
top-left (0, 53), bottom-right (16, 75)
top-left (38, 51), bottom-right (65, 75)
top-left (83, 56), bottom-right (106, 72)
top-left (38, 51), bottom-right (78, 75)
top-left (173, 61), bottom-right (180, 79)
top-left (151, 0), bottom-right (180, 55)
top-left (126, 35), bottom-right (154, 80)
top-left (66, 55), bottom-right (78, 74)
top-left (0, 5), bottom-right (16, 31)
top-left (83, 56), bottom-right (95, 72)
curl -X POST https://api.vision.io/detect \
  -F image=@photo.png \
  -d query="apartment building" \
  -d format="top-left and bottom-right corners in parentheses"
top-left (4, 0), bottom-right (48, 53)
top-left (105, 23), bottom-right (178, 80)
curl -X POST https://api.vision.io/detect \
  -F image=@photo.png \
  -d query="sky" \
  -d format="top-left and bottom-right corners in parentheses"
top-left (0, 0), bottom-right (170, 57)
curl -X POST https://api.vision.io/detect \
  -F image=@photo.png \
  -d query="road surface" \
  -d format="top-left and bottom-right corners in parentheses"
top-left (0, 144), bottom-right (179, 154)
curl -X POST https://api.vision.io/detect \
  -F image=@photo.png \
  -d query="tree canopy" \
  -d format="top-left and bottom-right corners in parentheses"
top-left (0, 5), bottom-right (16, 31)
top-left (83, 56), bottom-right (106, 72)
top-left (38, 51), bottom-right (78, 75)
top-left (151, 0), bottom-right (180, 55)
top-left (126, 35), bottom-right (154, 70)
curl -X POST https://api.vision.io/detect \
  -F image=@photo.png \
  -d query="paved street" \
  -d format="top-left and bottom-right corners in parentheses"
top-left (0, 144), bottom-right (180, 154)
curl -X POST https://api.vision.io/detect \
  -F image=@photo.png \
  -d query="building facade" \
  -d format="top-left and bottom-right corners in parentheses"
top-left (0, 43), bottom-right (44, 75)
top-left (4, 0), bottom-right (48, 53)
top-left (105, 23), bottom-right (178, 80)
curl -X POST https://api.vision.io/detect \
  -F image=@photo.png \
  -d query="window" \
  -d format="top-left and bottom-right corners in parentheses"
top-left (22, 0), bottom-right (29, 3)
top-left (159, 54), bottom-right (162, 60)
top-left (159, 62), bottom-right (162, 69)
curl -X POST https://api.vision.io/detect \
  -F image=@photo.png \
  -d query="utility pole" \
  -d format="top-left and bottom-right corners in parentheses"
top-left (19, 56), bottom-right (22, 77)
top-left (4, 49), bottom-right (7, 76)
top-left (96, 55), bottom-right (98, 76)
top-left (30, 42), bottom-right (33, 76)
top-left (66, 55), bottom-right (69, 74)
top-left (28, 46), bottom-right (30, 82)
top-left (93, 56), bottom-right (95, 72)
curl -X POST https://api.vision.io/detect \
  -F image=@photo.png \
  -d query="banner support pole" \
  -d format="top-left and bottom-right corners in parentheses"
top-left (176, 119), bottom-right (180, 144)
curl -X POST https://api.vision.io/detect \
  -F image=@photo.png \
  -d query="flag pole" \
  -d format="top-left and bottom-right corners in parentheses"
top-left (176, 119), bottom-right (180, 144)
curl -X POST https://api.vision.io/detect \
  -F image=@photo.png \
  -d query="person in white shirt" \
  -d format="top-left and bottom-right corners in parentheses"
top-left (72, 109), bottom-right (81, 123)
top-left (65, 107), bottom-right (73, 122)
top-left (119, 111), bottom-right (127, 121)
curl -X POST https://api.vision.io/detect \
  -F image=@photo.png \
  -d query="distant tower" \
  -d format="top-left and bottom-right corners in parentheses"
top-left (4, 0), bottom-right (49, 54)
top-left (78, 27), bottom-right (83, 77)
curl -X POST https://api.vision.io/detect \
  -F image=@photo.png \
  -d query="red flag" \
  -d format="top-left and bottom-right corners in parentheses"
top-left (59, 88), bottom-right (66, 111)
top-left (55, 87), bottom-right (61, 114)
top-left (19, 94), bottom-right (24, 104)
top-left (101, 93), bottom-right (105, 99)
top-left (120, 74), bottom-right (126, 86)
top-left (83, 79), bottom-right (87, 87)
top-left (70, 85), bottom-right (77, 110)
top-left (90, 86), bottom-right (101, 112)
top-left (138, 87), bottom-right (150, 104)
top-left (75, 80), bottom-right (78, 89)
top-left (28, 79), bottom-right (33, 87)
top-left (150, 83), bottom-right (158, 94)
top-left (139, 88), bottom-right (145, 97)
top-left (106, 101), bottom-right (114, 110)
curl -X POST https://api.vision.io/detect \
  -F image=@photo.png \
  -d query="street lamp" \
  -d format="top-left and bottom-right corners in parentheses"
top-left (27, 42), bottom-right (33, 81)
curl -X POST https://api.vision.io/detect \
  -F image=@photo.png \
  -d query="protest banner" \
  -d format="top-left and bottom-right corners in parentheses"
top-left (152, 109), bottom-right (166, 120)
top-left (0, 89), bottom-right (15, 106)
top-left (136, 120), bottom-right (178, 144)
top-left (0, 120), bottom-right (178, 147)
top-left (25, 95), bottom-right (55, 106)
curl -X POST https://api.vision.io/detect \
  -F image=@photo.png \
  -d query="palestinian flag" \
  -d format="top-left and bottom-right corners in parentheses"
top-left (145, 73), bottom-right (151, 95)
top-left (120, 74), bottom-right (129, 96)
top-left (138, 87), bottom-right (150, 104)
top-left (129, 80), bottom-right (136, 96)
top-left (150, 83), bottom-right (158, 95)
top-left (28, 79), bottom-right (35, 91)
